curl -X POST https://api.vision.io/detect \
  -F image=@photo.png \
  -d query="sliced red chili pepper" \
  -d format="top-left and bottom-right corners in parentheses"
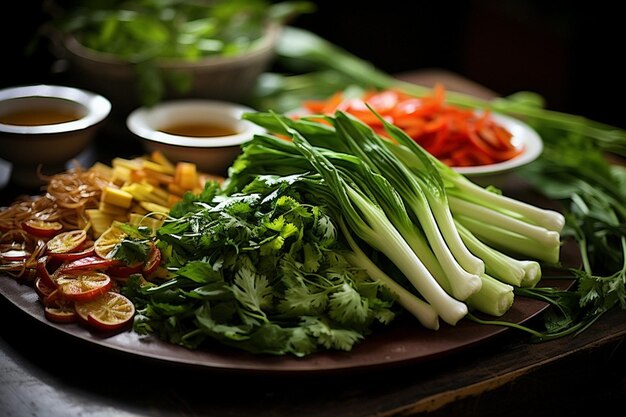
top-left (36, 255), bottom-right (59, 288)
top-left (58, 256), bottom-right (122, 274)
top-left (142, 244), bottom-right (162, 277)
top-left (107, 261), bottom-right (144, 278)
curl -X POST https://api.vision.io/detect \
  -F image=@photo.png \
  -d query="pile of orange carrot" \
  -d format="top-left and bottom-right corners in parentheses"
top-left (302, 84), bottom-right (522, 167)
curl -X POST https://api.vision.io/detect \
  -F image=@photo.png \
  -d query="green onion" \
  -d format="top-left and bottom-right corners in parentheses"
top-left (234, 110), bottom-right (564, 325)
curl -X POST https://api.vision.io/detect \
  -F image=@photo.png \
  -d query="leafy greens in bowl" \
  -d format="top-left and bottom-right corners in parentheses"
top-left (45, 0), bottom-right (314, 107)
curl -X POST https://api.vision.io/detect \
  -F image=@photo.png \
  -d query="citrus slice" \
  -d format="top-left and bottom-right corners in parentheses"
top-left (43, 293), bottom-right (76, 323)
top-left (56, 271), bottom-right (112, 302)
top-left (44, 303), bottom-right (77, 323)
top-left (22, 219), bottom-right (63, 238)
top-left (94, 222), bottom-right (127, 259)
top-left (47, 230), bottom-right (87, 254)
top-left (75, 291), bottom-right (135, 332)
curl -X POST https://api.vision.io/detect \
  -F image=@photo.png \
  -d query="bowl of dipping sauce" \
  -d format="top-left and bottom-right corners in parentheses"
top-left (0, 84), bottom-right (111, 188)
top-left (126, 99), bottom-right (264, 175)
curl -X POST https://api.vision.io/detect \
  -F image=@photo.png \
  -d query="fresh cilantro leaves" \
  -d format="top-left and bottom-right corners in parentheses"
top-left (124, 176), bottom-right (396, 356)
top-left (519, 126), bottom-right (626, 339)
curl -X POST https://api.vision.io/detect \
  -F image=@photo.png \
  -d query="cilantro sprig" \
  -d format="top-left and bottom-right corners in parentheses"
top-left (123, 175), bottom-right (396, 356)
top-left (517, 131), bottom-right (626, 340)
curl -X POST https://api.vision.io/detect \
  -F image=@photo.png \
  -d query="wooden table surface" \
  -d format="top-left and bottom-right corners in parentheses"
top-left (1, 70), bottom-right (625, 417)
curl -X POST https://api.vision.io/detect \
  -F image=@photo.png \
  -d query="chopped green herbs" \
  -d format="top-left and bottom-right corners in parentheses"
top-left (123, 175), bottom-right (396, 356)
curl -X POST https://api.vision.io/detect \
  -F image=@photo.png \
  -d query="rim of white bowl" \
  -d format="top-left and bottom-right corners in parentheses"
top-left (126, 99), bottom-right (265, 148)
top-left (0, 84), bottom-right (112, 135)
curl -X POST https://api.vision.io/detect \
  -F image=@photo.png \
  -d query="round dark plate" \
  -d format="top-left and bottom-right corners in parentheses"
top-left (0, 273), bottom-right (572, 375)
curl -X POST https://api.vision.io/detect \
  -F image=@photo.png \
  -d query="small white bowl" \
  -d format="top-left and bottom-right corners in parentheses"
top-left (126, 100), bottom-right (264, 174)
top-left (0, 84), bottom-right (111, 188)
top-left (452, 113), bottom-right (543, 179)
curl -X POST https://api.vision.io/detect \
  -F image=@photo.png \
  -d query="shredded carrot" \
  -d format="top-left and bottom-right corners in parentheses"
top-left (301, 84), bottom-right (523, 168)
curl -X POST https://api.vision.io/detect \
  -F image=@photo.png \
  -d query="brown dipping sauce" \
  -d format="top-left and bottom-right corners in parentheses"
top-left (0, 108), bottom-right (82, 126)
top-left (158, 122), bottom-right (238, 137)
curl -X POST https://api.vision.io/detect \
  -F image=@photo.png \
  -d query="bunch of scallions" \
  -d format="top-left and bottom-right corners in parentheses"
top-left (248, 26), bottom-right (626, 340)
top-left (224, 109), bottom-right (564, 333)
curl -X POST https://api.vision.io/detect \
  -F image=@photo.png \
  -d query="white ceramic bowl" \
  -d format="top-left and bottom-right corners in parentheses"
top-left (0, 84), bottom-right (111, 188)
top-left (452, 112), bottom-right (543, 178)
top-left (126, 100), bottom-right (265, 175)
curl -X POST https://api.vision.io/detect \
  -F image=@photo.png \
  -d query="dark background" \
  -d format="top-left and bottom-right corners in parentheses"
top-left (3, 0), bottom-right (624, 129)
top-left (289, 0), bottom-right (625, 129)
